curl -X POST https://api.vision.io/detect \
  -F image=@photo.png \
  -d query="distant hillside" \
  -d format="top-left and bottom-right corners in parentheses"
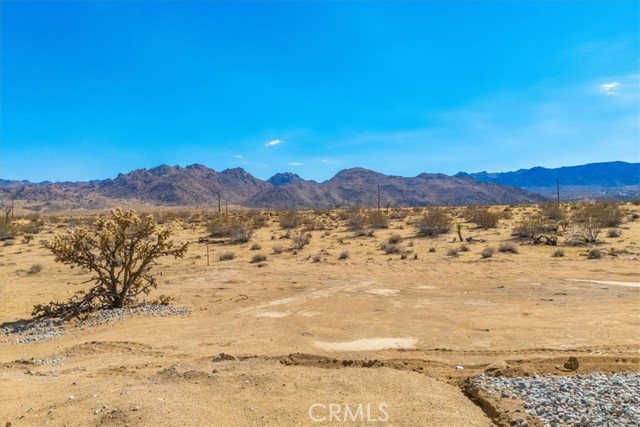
top-left (247, 168), bottom-right (542, 209)
top-left (5, 161), bottom-right (638, 210)
top-left (457, 161), bottom-right (639, 188)
top-left (1, 164), bottom-right (543, 210)
top-left (455, 161), bottom-right (640, 201)
top-left (97, 164), bottom-right (269, 205)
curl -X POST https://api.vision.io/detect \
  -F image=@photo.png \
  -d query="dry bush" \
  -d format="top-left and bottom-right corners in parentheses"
top-left (291, 231), bottom-right (311, 250)
top-left (272, 245), bottom-right (283, 254)
top-left (587, 248), bottom-right (603, 259)
top-left (512, 214), bottom-right (558, 245)
top-left (606, 228), bottom-right (621, 238)
top-left (540, 202), bottom-right (565, 221)
top-left (481, 247), bottom-right (495, 259)
top-left (465, 206), bottom-right (500, 229)
top-left (207, 215), bottom-right (253, 243)
top-left (250, 243), bottom-right (262, 250)
top-left (34, 209), bottom-right (188, 318)
top-left (250, 254), bottom-right (267, 263)
top-left (219, 252), bottom-right (235, 261)
top-left (416, 208), bottom-right (451, 237)
top-left (573, 201), bottom-right (623, 228)
top-left (446, 247), bottom-right (459, 257)
top-left (311, 254), bottom-right (322, 263)
top-left (279, 210), bottom-right (300, 229)
top-left (366, 210), bottom-right (389, 229)
top-left (28, 263), bottom-right (44, 274)
top-left (380, 243), bottom-right (401, 254)
top-left (338, 250), bottom-right (349, 260)
top-left (459, 244), bottom-right (470, 252)
top-left (552, 249), bottom-right (565, 258)
top-left (498, 242), bottom-right (519, 253)
top-left (388, 233), bottom-right (403, 244)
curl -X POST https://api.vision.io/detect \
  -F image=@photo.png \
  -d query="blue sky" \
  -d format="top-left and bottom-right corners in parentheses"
top-left (1, 1), bottom-right (638, 183)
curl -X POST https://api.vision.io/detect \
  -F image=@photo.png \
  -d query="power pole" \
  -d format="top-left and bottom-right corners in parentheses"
top-left (556, 179), bottom-right (560, 206)
top-left (217, 192), bottom-right (221, 214)
top-left (377, 185), bottom-right (381, 210)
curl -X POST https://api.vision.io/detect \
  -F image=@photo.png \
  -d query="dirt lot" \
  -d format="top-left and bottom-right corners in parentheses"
top-left (1, 205), bottom-right (639, 426)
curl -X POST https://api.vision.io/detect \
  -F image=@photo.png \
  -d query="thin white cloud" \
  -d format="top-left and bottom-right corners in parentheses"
top-left (235, 155), bottom-right (244, 158)
top-left (320, 159), bottom-right (330, 163)
top-left (287, 162), bottom-right (304, 166)
top-left (601, 82), bottom-right (620, 95)
top-left (265, 139), bottom-right (282, 147)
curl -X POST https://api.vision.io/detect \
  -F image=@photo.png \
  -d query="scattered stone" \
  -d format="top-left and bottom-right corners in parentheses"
top-left (470, 372), bottom-right (640, 427)
top-left (564, 356), bottom-right (579, 371)
top-left (212, 352), bottom-right (238, 362)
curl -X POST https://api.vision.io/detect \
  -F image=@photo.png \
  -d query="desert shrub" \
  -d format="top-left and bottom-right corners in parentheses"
top-left (207, 216), bottom-right (253, 243)
top-left (366, 210), bottom-right (389, 229)
top-left (250, 254), bottom-right (267, 263)
top-left (417, 209), bottom-right (451, 237)
top-left (250, 243), bottom-right (262, 250)
top-left (291, 231), bottom-right (311, 250)
top-left (28, 263), bottom-right (44, 274)
top-left (587, 248), bottom-right (603, 259)
top-left (498, 242), bottom-right (519, 253)
top-left (347, 213), bottom-right (366, 235)
top-left (573, 201), bottom-right (623, 228)
top-left (34, 209), bottom-right (188, 318)
top-left (480, 247), bottom-right (495, 259)
top-left (279, 210), bottom-right (300, 229)
top-left (540, 202), bottom-right (565, 221)
top-left (630, 212), bottom-right (640, 221)
top-left (338, 250), bottom-right (349, 260)
top-left (606, 228), bottom-right (621, 238)
top-left (312, 254), bottom-right (322, 263)
top-left (459, 244), bottom-right (469, 252)
top-left (388, 233), bottom-right (403, 244)
top-left (446, 247), bottom-right (459, 257)
top-left (512, 214), bottom-right (558, 245)
top-left (552, 249), bottom-right (565, 258)
top-left (380, 243), bottom-right (401, 254)
top-left (465, 206), bottom-right (500, 229)
top-left (272, 245), bottom-right (283, 254)
top-left (428, 247), bottom-right (436, 253)
top-left (389, 209), bottom-right (408, 220)
top-left (219, 252), bottom-right (235, 261)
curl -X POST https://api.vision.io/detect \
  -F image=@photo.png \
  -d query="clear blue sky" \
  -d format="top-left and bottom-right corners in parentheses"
top-left (1, 1), bottom-right (639, 183)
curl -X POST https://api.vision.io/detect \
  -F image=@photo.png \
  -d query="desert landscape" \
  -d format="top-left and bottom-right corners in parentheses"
top-left (1, 202), bottom-right (638, 426)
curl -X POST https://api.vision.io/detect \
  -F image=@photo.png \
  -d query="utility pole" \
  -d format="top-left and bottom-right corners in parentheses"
top-left (217, 192), bottom-right (221, 214)
top-left (377, 185), bottom-right (381, 210)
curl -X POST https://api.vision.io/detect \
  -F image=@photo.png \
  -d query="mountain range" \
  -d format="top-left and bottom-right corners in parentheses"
top-left (1, 161), bottom-right (638, 211)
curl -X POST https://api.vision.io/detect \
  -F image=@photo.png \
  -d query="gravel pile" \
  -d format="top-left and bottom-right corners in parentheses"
top-left (0, 319), bottom-right (66, 344)
top-left (89, 304), bottom-right (191, 325)
top-left (470, 372), bottom-right (640, 427)
top-left (2, 305), bottom-right (190, 344)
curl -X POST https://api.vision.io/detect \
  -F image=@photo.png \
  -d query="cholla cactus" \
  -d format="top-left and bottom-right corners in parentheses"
top-left (35, 208), bottom-right (188, 318)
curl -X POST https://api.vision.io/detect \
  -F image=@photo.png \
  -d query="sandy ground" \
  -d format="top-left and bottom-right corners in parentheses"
top-left (1, 205), bottom-right (639, 426)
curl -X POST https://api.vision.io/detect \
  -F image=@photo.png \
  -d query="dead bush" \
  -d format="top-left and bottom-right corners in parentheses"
top-left (480, 247), bottom-right (495, 259)
top-left (207, 216), bottom-right (253, 243)
top-left (388, 234), bottom-right (403, 244)
top-left (279, 211), bottom-right (300, 229)
top-left (465, 206), bottom-right (500, 229)
top-left (250, 254), bottom-right (267, 263)
top-left (587, 248), bottom-right (603, 259)
top-left (498, 242), bottom-right (519, 253)
top-left (291, 231), bottom-right (311, 250)
top-left (219, 252), bottom-right (235, 261)
top-left (417, 209), bottom-right (451, 237)
top-left (366, 211), bottom-right (389, 229)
